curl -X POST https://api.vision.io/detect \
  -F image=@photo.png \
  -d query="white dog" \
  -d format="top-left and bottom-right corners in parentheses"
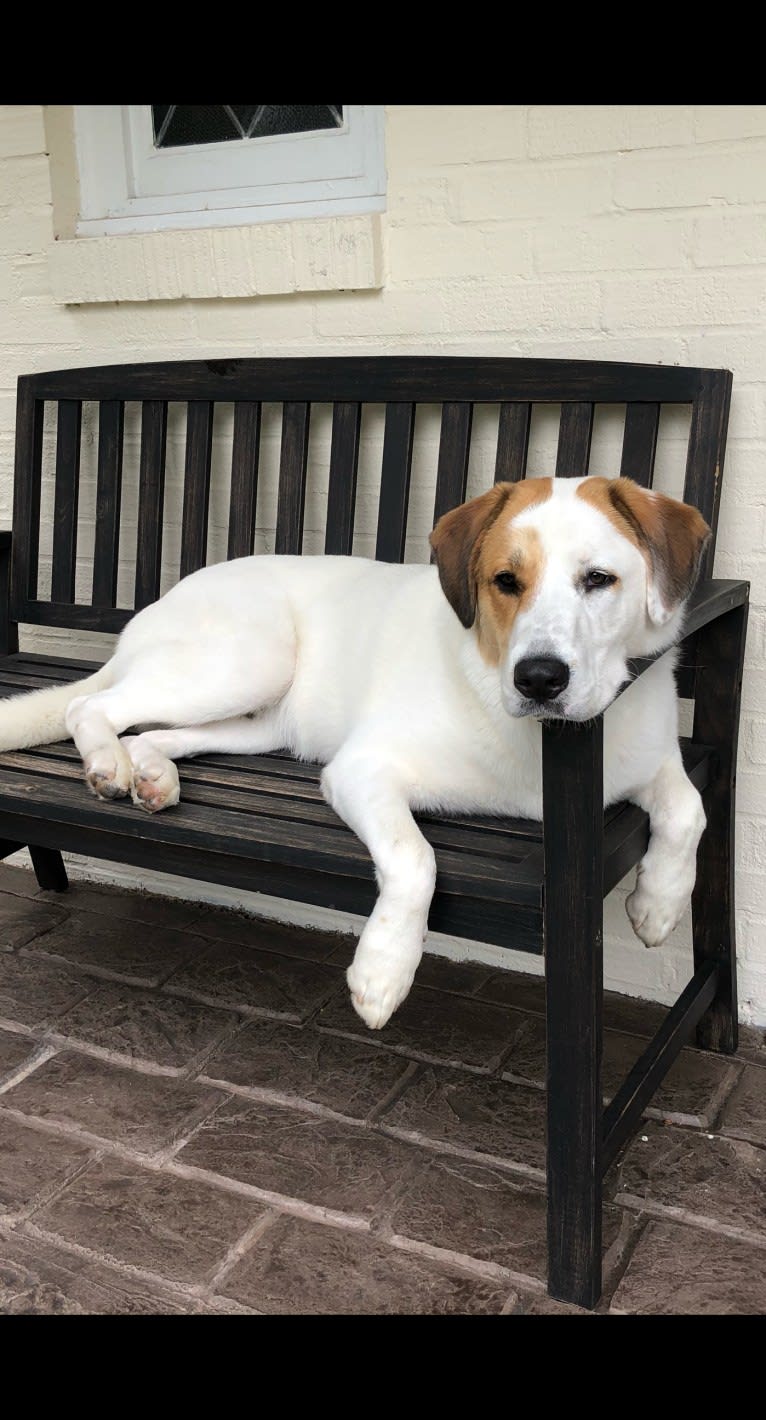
top-left (0, 474), bottom-right (709, 1029)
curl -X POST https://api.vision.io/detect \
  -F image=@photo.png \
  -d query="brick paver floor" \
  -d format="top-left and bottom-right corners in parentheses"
top-left (0, 862), bottom-right (764, 1315)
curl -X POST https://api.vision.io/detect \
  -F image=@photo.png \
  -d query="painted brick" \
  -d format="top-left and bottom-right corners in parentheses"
top-left (0, 207), bottom-right (54, 257)
top-left (727, 387), bottom-right (766, 442)
top-left (694, 105), bottom-right (766, 142)
top-left (744, 719), bottom-right (766, 767)
top-left (601, 272), bottom-right (766, 331)
top-left (49, 216), bottom-right (383, 305)
top-left (615, 144), bottom-right (766, 209)
top-left (387, 105), bottom-right (526, 167)
top-left (693, 212), bottom-right (766, 268)
top-left (387, 222), bottom-right (534, 282)
top-left (453, 161), bottom-right (613, 222)
top-left (529, 105), bottom-right (694, 157)
top-left (535, 214), bottom-right (691, 274)
top-left (386, 178), bottom-right (453, 229)
top-left (0, 154), bottom-right (52, 210)
top-left (0, 106), bottom-right (46, 159)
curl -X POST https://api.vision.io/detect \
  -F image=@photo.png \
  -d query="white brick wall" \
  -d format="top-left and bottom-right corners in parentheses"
top-left (0, 104), bottom-right (764, 1026)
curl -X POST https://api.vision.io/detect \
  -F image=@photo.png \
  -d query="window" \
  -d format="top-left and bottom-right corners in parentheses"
top-left (74, 104), bottom-right (386, 235)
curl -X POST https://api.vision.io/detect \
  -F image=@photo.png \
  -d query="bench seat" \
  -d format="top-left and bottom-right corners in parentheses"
top-left (0, 650), bottom-right (712, 955)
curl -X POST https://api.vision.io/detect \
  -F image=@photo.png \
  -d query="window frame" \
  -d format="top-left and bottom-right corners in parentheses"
top-left (74, 104), bottom-right (386, 235)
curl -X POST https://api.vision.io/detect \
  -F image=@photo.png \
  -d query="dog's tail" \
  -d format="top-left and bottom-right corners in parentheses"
top-left (0, 662), bottom-right (115, 752)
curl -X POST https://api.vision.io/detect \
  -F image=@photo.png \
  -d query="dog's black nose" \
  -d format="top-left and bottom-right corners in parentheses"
top-left (513, 657), bottom-right (570, 702)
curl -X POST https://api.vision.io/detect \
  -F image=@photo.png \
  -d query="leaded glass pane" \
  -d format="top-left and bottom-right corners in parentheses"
top-left (151, 104), bottom-right (344, 148)
top-left (248, 105), bottom-right (343, 137)
top-left (157, 105), bottom-right (240, 147)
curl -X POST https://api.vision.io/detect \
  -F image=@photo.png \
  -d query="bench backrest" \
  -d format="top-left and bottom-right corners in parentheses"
top-left (11, 357), bottom-right (732, 637)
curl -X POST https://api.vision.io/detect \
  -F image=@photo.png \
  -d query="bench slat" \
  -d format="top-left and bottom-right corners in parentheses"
top-left (376, 403), bottom-right (415, 562)
top-left (51, 400), bottom-right (82, 604)
top-left (227, 401), bottom-right (261, 560)
top-left (433, 402), bottom-right (473, 522)
top-left (555, 402), bottom-right (595, 478)
top-left (495, 403), bottom-right (531, 484)
top-left (620, 403), bottom-right (659, 488)
top-left (135, 400), bottom-right (168, 609)
top-left (180, 401), bottom-right (215, 577)
top-left (325, 402), bottom-right (361, 555)
top-left (92, 400), bottom-right (125, 606)
top-left (275, 402), bottom-right (310, 554)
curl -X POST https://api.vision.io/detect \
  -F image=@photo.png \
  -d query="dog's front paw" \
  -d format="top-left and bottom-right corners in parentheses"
top-left (347, 930), bottom-right (421, 1030)
top-left (626, 871), bottom-right (689, 949)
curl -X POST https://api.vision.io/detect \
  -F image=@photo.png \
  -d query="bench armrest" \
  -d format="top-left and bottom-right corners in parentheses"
top-left (618, 578), bottom-right (750, 699)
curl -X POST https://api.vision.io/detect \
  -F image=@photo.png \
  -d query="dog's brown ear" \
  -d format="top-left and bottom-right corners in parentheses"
top-left (429, 484), bottom-right (513, 627)
top-left (607, 478), bottom-right (711, 626)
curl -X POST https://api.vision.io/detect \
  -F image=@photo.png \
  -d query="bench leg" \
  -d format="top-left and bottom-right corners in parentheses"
top-left (543, 717), bottom-right (604, 1309)
top-left (691, 602), bottom-right (748, 1054)
top-left (29, 846), bottom-right (69, 893)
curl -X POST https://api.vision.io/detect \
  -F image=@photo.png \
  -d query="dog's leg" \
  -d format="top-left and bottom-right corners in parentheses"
top-left (65, 637), bottom-right (294, 804)
top-left (322, 755), bottom-right (436, 1030)
top-left (626, 756), bottom-right (707, 948)
top-left (121, 714), bottom-right (285, 813)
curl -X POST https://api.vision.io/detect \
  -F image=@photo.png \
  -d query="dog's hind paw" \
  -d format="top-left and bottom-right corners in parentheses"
top-left (123, 740), bottom-right (181, 814)
top-left (84, 747), bottom-right (133, 801)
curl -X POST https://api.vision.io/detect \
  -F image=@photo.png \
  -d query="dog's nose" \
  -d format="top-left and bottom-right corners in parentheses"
top-left (513, 657), bottom-right (570, 702)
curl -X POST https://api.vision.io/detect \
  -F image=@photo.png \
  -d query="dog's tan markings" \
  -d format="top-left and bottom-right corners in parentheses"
top-left (429, 479), bottom-right (552, 660)
top-left (475, 522), bottom-right (546, 664)
top-left (576, 476), bottom-right (710, 612)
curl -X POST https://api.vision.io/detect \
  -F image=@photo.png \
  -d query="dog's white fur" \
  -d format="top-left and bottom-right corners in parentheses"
top-left (0, 475), bottom-right (709, 1029)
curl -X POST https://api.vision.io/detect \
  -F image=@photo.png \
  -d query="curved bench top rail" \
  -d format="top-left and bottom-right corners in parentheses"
top-left (22, 355), bottom-right (725, 404)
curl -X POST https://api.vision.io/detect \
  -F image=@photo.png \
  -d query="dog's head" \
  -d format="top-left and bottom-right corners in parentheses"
top-left (429, 475), bottom-right (710, 721)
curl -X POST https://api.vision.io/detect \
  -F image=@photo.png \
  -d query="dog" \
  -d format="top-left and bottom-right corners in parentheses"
top-left (0, 474), bottom-right (710, 1029)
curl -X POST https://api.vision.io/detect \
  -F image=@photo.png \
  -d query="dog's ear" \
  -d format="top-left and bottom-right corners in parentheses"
top-left (607, 478), bottom-right (710, 626)
top-left (429, 484), bottom-right (513, 628)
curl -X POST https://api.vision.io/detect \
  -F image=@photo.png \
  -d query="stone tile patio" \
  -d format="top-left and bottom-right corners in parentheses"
top-left (0, 861), bottom-right (764, 1316)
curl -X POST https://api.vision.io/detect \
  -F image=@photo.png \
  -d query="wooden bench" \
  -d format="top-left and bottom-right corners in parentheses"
top-left (0, 356), bottom-right (749, 1308)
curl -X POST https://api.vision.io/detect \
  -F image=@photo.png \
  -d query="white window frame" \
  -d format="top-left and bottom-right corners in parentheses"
top-left (74, 105), bottom-right (386, 235)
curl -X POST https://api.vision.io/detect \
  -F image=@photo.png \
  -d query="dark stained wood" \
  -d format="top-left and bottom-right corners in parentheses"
top-left (180, 401), bottom-right (215, 577)
top-left (433, 402), bottom-right (473, 521)
top-left (29, 844), bottom-right (69, 891)
top-left (51, 400), bottom-right (82, 603)
top-left (92, 400), bottom-right (125, 606)
top-left (14, 601), bottom-right (134, 633)
top-left (376, 403), bottom-right (415, 562)
top-left (10, 381), bottom-right (43, 611)
top-left (543, 716), bottom-right (604, 1309)
top-left (0, 535), bottom-right (18, 656)
top-left (684, 369), bottom-right (732, 582)
top-left (691, 601), bottom-right (748, 1053)
top-left (135, 400), bottom-right (168, 610)
top-left (227, 402), bottom-right (261, 560)
top-left (602, 962), bottom-right (718, 1171)
top-left (495, 403), bottom-right (531, 483)
top-left (620, 402), bottom-right (660, 487)
top-left (555, 401), bottom-right (594, 478)
top-left (275, 402), bottom-right (310, 554)
top-left (325, 402), bottom-right (361, 555)
top-left (27, 356), bottom-right (707, 405)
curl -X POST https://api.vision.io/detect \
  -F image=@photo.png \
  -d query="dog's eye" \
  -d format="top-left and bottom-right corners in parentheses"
top-left (494, 571), bottom-right (521, 595)
top-left (584, 569), bottom-right (617, 591)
